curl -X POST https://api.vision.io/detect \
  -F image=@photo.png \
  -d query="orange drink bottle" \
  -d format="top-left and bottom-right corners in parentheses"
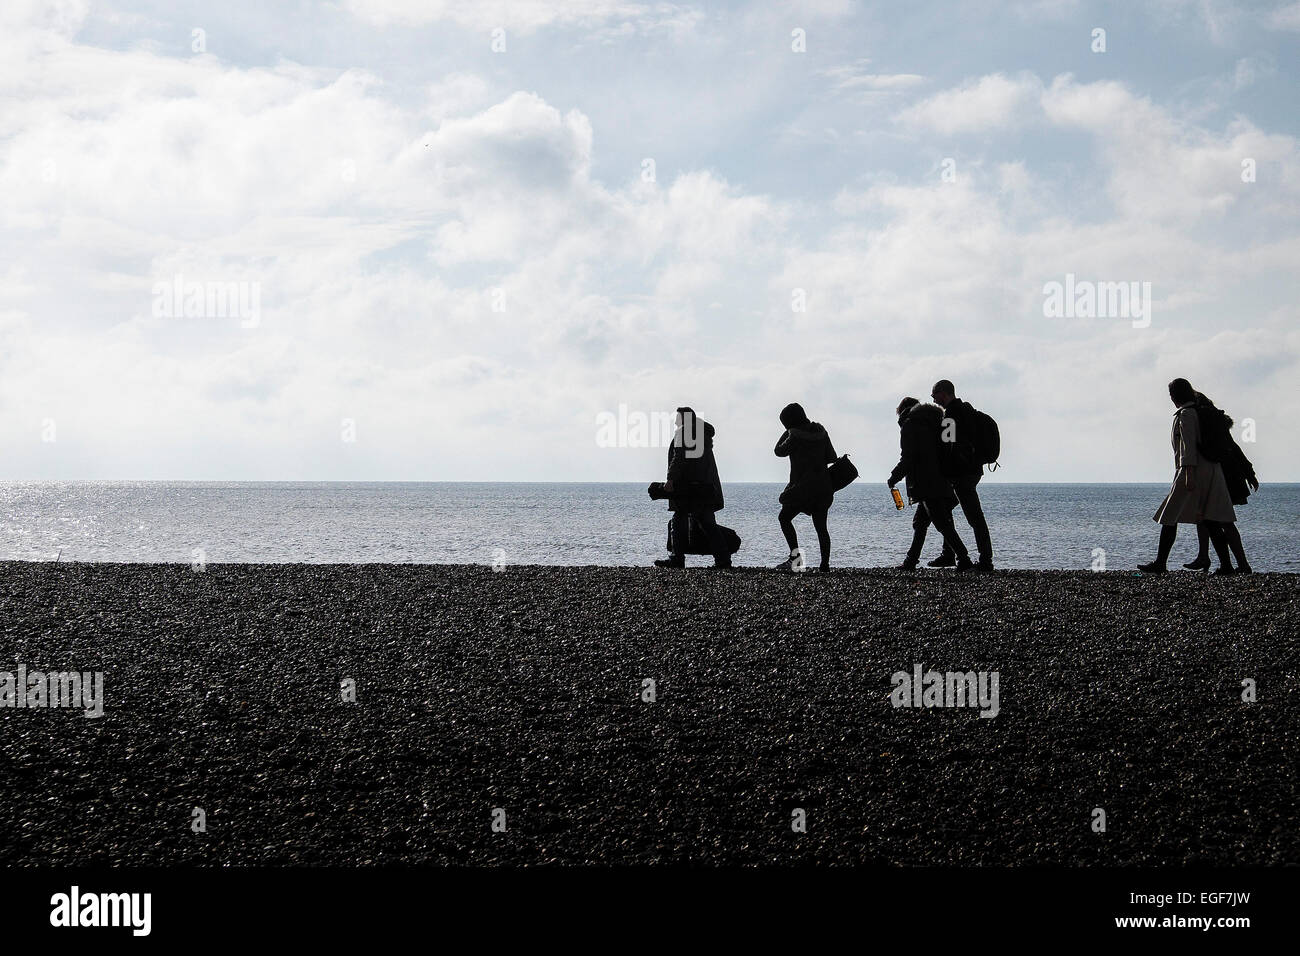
top-left (891, 487), bottom-right (905, 510)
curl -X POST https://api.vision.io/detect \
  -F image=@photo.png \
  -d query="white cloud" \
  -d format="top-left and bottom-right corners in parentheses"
top-left (1267, 1), bottom-right (1300, 30)
top-left (339, 0), bottom-right (695, 34)
top-left (821, 61), bottom-right (926, 96)
top-left (896, 73), bottom-right (1043, 135)
top-left (0, 7), bottom-right (1297, 482)
top-left (1042, 74), bottom-right (1300, 223)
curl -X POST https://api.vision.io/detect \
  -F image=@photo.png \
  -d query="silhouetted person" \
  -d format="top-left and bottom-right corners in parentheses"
top-left (1183, 391), bottom-right (1257, 573)
top-left (1139, 379), bottom-right (1236, 574)
top-left (773, 403), bottom-right (835, 570)
top-left (929, 379), bottom-right (994, 570)
top-left (888, 397), bottom-right (973, 571)
top-left (654, 407), bottom-right (730, 569)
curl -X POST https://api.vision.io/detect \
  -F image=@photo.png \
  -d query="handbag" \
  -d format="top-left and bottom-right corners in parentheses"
top-left (827, 454), bottom-right (858, 492)
top-left (667, 515), bottom-right (742, 556)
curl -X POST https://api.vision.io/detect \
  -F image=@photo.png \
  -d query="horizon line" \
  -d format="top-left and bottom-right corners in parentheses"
top-left (3, 479), bottom-right (1299, 485)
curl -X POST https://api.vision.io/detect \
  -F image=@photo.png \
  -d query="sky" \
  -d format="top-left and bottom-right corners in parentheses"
top-left (1, 0), bottom-right (1297, 482)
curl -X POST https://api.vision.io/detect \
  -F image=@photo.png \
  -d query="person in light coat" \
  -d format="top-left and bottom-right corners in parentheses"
top-left (1139, 378), bottom-right (1236, 574)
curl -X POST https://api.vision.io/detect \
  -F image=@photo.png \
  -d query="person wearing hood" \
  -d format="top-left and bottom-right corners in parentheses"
top-left (888, 397), bottom-right (974, 571)
top-left (773, 403), bottom-right (836, 570)
top-left (654, 407), bottom-right (730, 569)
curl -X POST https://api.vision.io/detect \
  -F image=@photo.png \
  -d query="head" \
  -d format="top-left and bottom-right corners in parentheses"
top-left (1167, 378), bottom-right (1195, 407)
top-left (896, 396), bottom-right (920, 418)
top-left (675, 406), bottom-right (695, 431)
top-left (930, 380), bottom-right (955, 407)
top-left (779, 403), bottom-right (809, 430)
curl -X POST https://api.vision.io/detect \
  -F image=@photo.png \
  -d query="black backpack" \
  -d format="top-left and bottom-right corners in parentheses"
top-left (967, 405), bottom-right (1001, 470)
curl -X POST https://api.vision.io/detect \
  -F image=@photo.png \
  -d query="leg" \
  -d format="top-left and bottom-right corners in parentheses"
top-left (1140, 523), bottom-right (1177, 572)
top-left (1207, 521), bottom-right (1234, 574)
top-left (672, 511), bottom-right (689, 557)
top-left (778, 504), bottom-right (800, 555)
top-left (959, 476), bottom-right (993, 566)
top-left (811, 508), bottom-right (830, 569)
top-left (927, 499), bottom-right (970, 564)
top-left (654, 512), bottom-right (687, 568)
top-left (1224, 523), bottom-right (1251, 572)
top-left (1184, 522), bottom-right (1210, 570)
top-left (904, 502), bottom-right (933, 567)
top-left (941, 476), bottom-right (991, 565)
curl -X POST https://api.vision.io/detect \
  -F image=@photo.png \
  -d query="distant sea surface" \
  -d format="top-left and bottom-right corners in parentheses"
top-left (1, 482), bottom-right (1297, 571)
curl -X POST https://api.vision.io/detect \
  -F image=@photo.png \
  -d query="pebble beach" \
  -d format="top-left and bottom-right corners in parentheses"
top-left (1, 563), bottom-right (1295, 866)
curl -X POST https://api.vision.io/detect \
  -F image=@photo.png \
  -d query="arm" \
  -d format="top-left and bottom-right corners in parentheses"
top-left (774, 431), bottom-right (792, 457)
top-left (824, 435), bottom-right (837, 463)
top-left (666, 442), bottom-right (683, 487)
top-left (1177, 408), bottom-right (1199, 487)
top-left (888, 425), bottom-right (909, 486)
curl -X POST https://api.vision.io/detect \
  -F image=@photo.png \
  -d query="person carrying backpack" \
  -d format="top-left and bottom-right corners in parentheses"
top-left (928, 380), bottom-right (995, 571)
top-left (888, 397), bottom-right (974, 571)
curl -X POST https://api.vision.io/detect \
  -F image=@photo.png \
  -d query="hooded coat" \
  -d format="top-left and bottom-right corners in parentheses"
top-left (775, 421), bottom-right (837, 513)
top-left (889, 402), bottom-right (957, 505)
top-left (666, 418), bottom-right (724, 513)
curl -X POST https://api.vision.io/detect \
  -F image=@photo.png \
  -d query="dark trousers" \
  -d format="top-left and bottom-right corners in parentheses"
top-left (673, 509), bottom-right (727, 560)
top-left (777, 504), bottom-right (831, 567)
top-left (939, 474), bottom-right (992, 563)
top-left (907, 499), bottom-right (969, 563)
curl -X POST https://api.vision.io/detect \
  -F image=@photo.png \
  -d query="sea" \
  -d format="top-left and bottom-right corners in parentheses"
top-left (1, 481), bottom-right (1297, 572)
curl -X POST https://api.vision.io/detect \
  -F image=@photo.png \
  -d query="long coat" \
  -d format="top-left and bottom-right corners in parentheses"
top-left (775, 422), bottom-right (837, 513)
top-left (888, 403), bottom-right (957, 505)
top-left (1153, 405), bottom-right (1235, 525)
top-left (666, 419), bottom-right (724, 513)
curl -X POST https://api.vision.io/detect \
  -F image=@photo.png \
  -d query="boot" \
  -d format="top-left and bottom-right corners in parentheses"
top-left (653, 555), bottom-right (684, 569)
top-left (927, 553), bottom-right (956, 568)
